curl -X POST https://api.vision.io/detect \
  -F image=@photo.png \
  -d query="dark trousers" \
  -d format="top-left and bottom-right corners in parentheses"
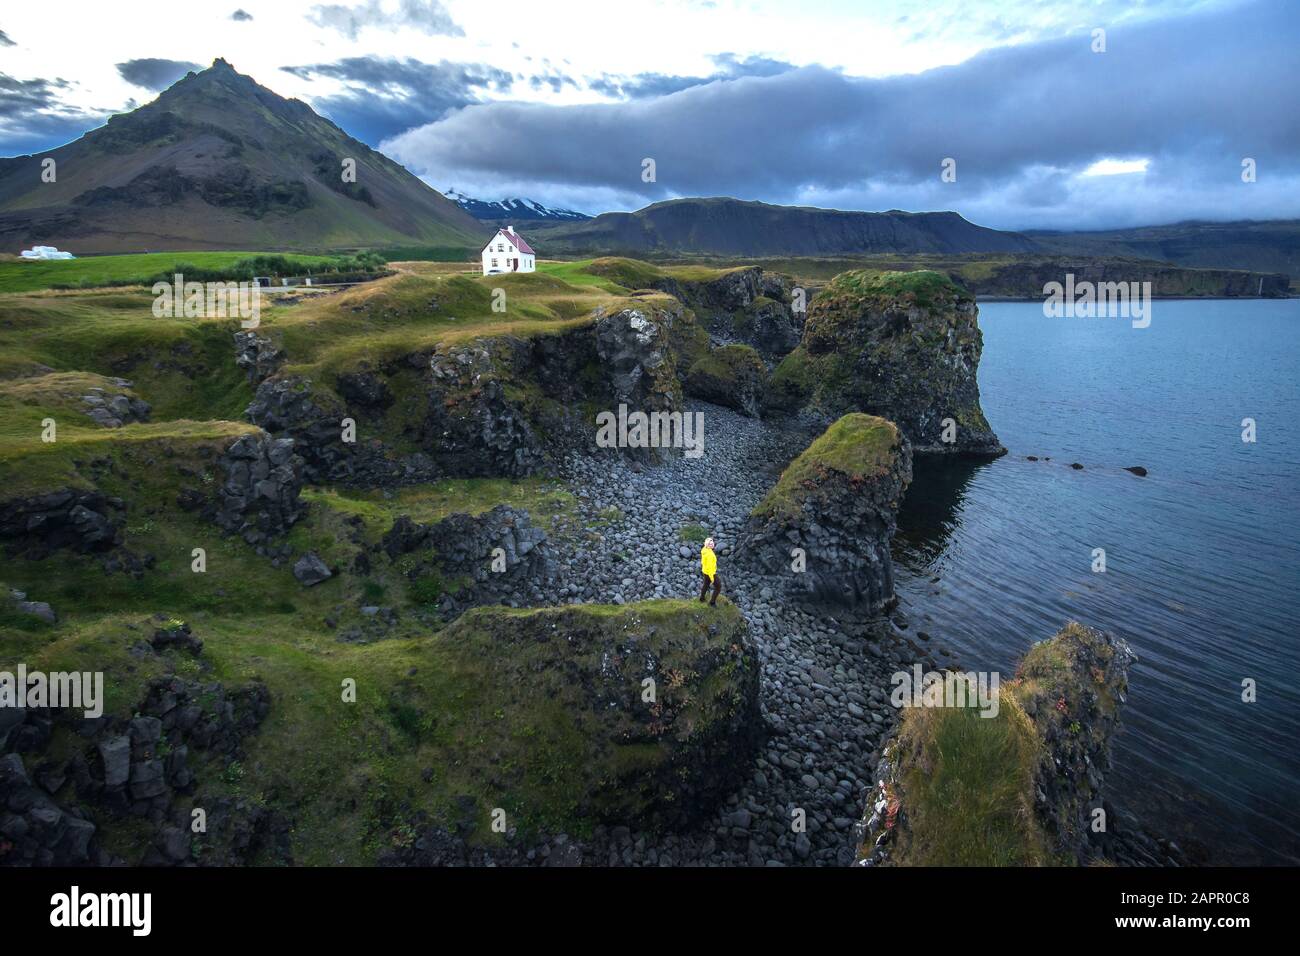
top-left (699, 572), bottom-right (721, 604)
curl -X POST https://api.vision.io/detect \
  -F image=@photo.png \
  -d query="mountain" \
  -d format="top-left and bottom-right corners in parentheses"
top-left (0, 59), bottom-right (485, 255)
top-left (1027, 220), bottom-right (1300, 278)
top-left (445, 190), bottom-right (590, 223)
top-left (524, 197), bottom-right (1040, 257)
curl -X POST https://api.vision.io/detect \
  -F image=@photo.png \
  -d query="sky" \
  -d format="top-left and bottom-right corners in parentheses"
top-left (1, 0), bottom-right (1297, 230)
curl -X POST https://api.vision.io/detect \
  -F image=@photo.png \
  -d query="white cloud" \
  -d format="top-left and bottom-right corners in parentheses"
top-left (1082, 158), bottom-right (1151, 177)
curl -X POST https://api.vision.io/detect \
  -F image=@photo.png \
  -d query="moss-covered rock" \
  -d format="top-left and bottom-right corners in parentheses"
top-left (685, 344), bottom-right (768, 417)
top-left (769, 270), bottom-right (1004, 456)
top-left (432, 599), bottom-right (761, 828)
top-left (857, 622), bottom-right (1136, 866)
top-left (745, 413), bottom-right (911, 610)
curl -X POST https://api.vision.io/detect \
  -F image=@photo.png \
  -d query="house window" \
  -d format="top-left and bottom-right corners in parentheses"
top-left (497, 244), bottom-right (505, 252)
top-left (491, 258), bottom-right (498, 266)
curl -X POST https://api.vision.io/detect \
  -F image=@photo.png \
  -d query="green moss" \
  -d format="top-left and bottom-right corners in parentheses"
top-left (889, 691), bottom-right (1048, 866)
top-left (687, 343), bottom-right (765, 383)
top-left (754, 413), bottom-right (901, 519)
top-left (678, 523), bottom-right (709, 543)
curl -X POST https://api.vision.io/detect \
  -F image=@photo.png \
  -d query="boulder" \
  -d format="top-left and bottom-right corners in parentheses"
top-left (744, 413), bottom-right (912, 611)
top-left (15, 601), bottom-right (57, 624)
top-left (292, 551), bottom-right (332, 587)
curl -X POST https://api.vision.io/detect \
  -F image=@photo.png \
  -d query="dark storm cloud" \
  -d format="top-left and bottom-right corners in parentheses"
top-left (231, 9), bottom-right (253, 21)
top-left (283, 57), bottom-right (513, 143)
top-left (0, 74), bottom-right (71, 119)
top-left (384, 0), bottom-right (1300, 229)
top-left (0, 74), bottom-right (104, 156)
top-left (0, 30), bottom-right (15, 47)
top-left (309, 0), bottom-right (462, 39)
top-left (115, 59), bottom-right (202, 90)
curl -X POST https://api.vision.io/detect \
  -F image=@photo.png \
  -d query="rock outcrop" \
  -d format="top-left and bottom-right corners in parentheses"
top-left (744, 413), bottom-right (912, 612)
top-left (0, 489), bottom-right (124, 558)
top-left (245, 302), bottom-right (699, 484)
top-left (381, 505), bottom-right (553, 612)
top-left (233, 330), bottom-right (286, 385)
top-left (79, 379), bottom-right (152, 428)
top-left (684, 344), bottom-right (768, 417)
top-left (209, 432), bottom-right (304, 547)
top-left (424, 343), bottom-right (548, 477)
top-left (855, 622), bottom-right (1158, 866)
top-left (430, 600), bottom-right (761, 828)
top-left (769, 270), bottom-right (1004, 456)
top-left (593, 307), bottom-right (683, 416)
top-left (0, 624), bottom-right (287, 867)
top-left (654, 266), bottom-right (803, 357)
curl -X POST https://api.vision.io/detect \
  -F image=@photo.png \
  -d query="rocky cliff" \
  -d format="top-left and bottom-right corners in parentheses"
top-left (651, 265), bottom-right (804, 357)
top-left (744, 413), bottom-right (912, 611)
top-left (429, 599), bottom-right (762, 828)
top-left (769, 270), bottom-right (1004, 456)
top-left (246, 301), bottom-right (699, 482)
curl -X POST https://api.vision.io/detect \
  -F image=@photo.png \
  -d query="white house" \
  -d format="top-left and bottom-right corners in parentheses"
top-left (481, 226), bottom-right (535, 275)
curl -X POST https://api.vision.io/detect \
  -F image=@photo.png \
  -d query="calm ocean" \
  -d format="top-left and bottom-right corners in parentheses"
top-left (892, 298), bottom-right (1300, 865)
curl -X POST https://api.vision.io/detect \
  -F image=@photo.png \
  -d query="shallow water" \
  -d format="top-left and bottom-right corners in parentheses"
top-left (891, 298), bottom-right (1300, 865)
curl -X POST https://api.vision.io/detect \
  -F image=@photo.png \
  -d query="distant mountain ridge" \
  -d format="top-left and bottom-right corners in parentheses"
top-left (524, 197), bottom-right (1040, 257)
top-left (523, 198), bottom-right (1298, 280)
top-left (445, 190), bottom-right (590, 223)
top-left (0, 59), bottom-right (484, 254)
top-left (1027, 219), bottom-right (1300, 279)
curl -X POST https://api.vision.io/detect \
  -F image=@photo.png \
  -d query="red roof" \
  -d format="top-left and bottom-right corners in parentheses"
top-left (485, 228), bottom-right (535, 256)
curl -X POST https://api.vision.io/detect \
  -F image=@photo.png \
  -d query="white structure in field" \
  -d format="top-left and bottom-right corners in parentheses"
top-left (20, 245), bottom-right (75, 260)
top-left (481, 225), bottom-right (535, 275)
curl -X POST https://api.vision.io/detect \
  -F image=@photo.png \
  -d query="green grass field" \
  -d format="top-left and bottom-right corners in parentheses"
top-left (0, 251), bottom-right (342, 294)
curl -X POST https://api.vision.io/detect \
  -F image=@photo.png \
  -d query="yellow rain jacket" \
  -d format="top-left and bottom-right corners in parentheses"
top-left (700, 546), bottom-right (717, 578)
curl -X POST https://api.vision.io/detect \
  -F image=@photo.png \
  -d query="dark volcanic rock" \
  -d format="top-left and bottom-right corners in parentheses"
top-left (653, 266), bottom-right (803, 357)
top-left (743, 414), bottom-right (912, 612)
top-left (382, 505), bottom-right (553, 610)
top-left (684, 344), bottom-right (768, 418)
top-left (212, 431), bottom-right (304, 547)
top-left (424, 343), bottom-right (547, 477)
top-left (0, 489), bottom-right (124, 558)
top-left (292, 551), bottom-right (333, 586)
top-left (233, 330), bottom-right (286, 385)
top-left (594, 308), bottom-right (683, 415)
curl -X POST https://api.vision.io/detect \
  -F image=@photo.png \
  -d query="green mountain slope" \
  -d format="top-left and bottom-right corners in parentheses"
top-left (0, 59), bottom-right (484, 254)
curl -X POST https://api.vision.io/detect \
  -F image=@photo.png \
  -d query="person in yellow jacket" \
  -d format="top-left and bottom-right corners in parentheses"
top-left (698, 536), bottom-right (722, 606)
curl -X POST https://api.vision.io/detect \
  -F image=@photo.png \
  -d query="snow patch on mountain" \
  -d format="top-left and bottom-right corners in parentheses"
top-left (445, 190), bottom-right (590, 222)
